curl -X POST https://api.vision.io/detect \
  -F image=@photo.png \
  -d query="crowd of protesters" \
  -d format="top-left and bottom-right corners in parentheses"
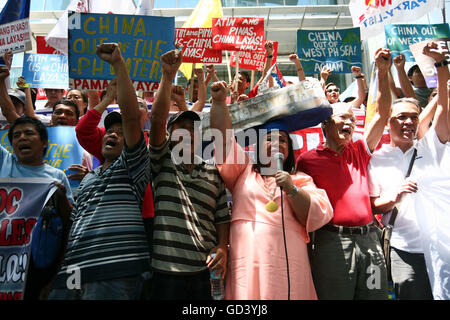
top-left (0, 37), bottom-right (449, 301)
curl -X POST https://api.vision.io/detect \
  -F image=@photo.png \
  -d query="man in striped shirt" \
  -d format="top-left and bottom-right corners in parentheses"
top-left (49, 43), bottom-right (151, 300)
top-left (148, 49), bottom-right (230, 300)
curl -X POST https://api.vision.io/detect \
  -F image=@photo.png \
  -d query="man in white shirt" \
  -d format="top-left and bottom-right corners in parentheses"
top-left (368, 42), bottom-right (449, 299)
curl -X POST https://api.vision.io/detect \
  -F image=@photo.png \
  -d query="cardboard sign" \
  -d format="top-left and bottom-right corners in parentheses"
top-left (22, 54), bottom-right (68, 89)
top-left (68, 12), bottom-right (174, 91)
top-left (297, 28), bottom-right (362, 74)
top-left (211, 17), bottom-right (264, 52)
top-left (175, 28), bottom-right (222, 64)
top-left (0, 18), bottom-right (31, 54)
top-left (410, 38), bottom-right (450, 88)
top-left (385, 23), bottom-right (450, 61)
top-left (36, 36), bottom-right (63, 55)
top-left (230, 41), bottom-right (278, 72)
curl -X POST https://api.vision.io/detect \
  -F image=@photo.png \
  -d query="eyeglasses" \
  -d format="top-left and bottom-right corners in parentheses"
top-left (326, 88), bottom-right (340, 93)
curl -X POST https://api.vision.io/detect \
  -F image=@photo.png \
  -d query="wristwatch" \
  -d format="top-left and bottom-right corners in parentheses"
top-left (288, 185), bottom-right (299, 197)
top-left (434, 60), bottom-right (449, 68)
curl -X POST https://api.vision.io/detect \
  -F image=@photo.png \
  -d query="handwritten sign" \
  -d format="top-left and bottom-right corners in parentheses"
top-left (211, 17), bottom-right (264, 52)
top-left (297, 28), bottom-right (362, 74)
top-left (230, 41), bottom-right (278, 72)
top-left (68, 12), bottom-right (174, 91)
top-left (0, 19), bottom-right (31, 54)
top-left (22, 54), bottom-right (68, 89)
top-left (385, 23), bottom-right (450, 61)
top-left (175, 28), bottom-right (222, 64)
top-left (1, 126), bottom-right (84, 189)
top-left (0, 178), bottom-right (54, 300)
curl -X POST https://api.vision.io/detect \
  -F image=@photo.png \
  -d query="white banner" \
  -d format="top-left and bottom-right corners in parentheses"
top-left (349, 0), bottom-right (444, 40)
top-left (415, 173), bottom-right (450, 300)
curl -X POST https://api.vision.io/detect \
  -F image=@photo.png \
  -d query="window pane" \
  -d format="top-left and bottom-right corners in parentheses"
top-left (44, 0), bottom-right (71, 11)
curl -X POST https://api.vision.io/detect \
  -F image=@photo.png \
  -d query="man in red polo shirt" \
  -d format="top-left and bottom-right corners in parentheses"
top-left (296, 48), bottom-right (392, 300)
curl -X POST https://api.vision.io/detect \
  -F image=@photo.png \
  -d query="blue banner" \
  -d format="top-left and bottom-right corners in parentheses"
top-left (22, 53), bottom-right (68, 89)
top-left (0, 178), bottom-right (54, 300)
top-left (0, 0), bottom-right (30, 24)
top-left (297, 28), bottom-right (362, 74)
top-left (68, 12), bottom-right (174, 91)
top-left (385, 24), bottom-right (450, 61)
top-left (0, 126), bottom-right (84, 189)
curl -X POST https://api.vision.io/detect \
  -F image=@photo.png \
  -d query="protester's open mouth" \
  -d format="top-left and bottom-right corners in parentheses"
top-left (18, 145), bottom-right (31, 152)
top-left (401, 127), bottom-right (415, 137)
top-left (105, 140), bottom-right (117, 148)
top-left (340, 128), bottom-right (352, 136)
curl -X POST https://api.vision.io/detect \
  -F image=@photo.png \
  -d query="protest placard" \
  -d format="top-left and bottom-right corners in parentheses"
top-left (22, 54), bottom-right (68, 89)
top-left (211, 17), bottom-right (264, 52)
top-left (175, 28), bottom-right (222, 64)
top-left (68, 12), bottom-right (174, 91)
top-left (230, 41), bottom-right (278, 72)
top-left (0, 126), bottom-right (84, 189)
top-left (297, 28), bottom-right (362, 74)
top-left (0, 178), bottom-right (55, 300)
top-left (385, 23), bottom-right (450, 61)
top-left (0, 0), bottom-right (32, 54)
top-left (410, 38), bottom-right (450, 88)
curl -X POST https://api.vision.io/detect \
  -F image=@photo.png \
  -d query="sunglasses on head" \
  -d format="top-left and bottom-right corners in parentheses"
top-left (327, 88), bottom-right (340, 93)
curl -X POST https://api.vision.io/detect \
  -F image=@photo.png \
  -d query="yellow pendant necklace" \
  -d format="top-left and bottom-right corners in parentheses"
top-left (263, 176), bottom-right (278, 213)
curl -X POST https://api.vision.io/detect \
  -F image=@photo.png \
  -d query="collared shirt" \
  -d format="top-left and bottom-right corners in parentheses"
top-left (149, 134), bottom-right (230, 274)
top-left (297, 139), bottom-right (372, 227)
top-left (368, 128), bottom-right (447, 253)
top-left (53, 134), bottom-right (151, 286)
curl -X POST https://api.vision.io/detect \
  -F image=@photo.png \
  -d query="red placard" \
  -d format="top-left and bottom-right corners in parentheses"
top-left (174, 28), bottom-right (222, 64)
top-left (36, 36), bottom-right (63, 55)
top-left (230, 41), bottom-right (278, 72)
top-left (211, 17), bottom-right (264, 52)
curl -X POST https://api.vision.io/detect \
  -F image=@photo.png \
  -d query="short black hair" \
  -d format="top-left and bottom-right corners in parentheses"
top-left (53, 99), bottom-right (80, 120)
top-left (407, 65), bottom-right (420, 78)
top-left (8, 117), bottom-right (48, 156)
top-left (239, 71), bottom-right (250, 83)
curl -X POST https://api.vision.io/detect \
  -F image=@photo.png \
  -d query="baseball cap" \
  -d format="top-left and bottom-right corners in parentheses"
top-left (104, 111), bottom-right (122, 131)
top-left (167, 110), bottom-right (201, 132)
top-left (8, 89), bottom-right (26, 105)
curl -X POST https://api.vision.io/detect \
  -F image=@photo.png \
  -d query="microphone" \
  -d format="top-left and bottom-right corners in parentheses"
top-left (274, 152), bottom-right (284, 172)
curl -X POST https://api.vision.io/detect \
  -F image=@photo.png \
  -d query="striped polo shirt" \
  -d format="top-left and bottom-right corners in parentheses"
top-left (149, 135), bottom-right (230, 274)
top-left (53, 135), bottom-right (151, 286)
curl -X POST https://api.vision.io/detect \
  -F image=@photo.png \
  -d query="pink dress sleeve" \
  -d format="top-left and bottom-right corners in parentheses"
top-left (215, 133), bottom-right (251, 193)
top-left (291, 173), bottom-right (333, 241)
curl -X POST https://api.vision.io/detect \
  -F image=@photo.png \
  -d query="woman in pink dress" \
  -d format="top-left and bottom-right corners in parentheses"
top-left (209, 81), bottom-right (334, 300)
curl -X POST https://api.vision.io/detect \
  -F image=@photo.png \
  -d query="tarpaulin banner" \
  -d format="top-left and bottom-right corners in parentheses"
top-left (0, 178), bottom-right (55, 300)
top-left (349, 0), bottom-right (443, 41)
top-left (68, 12), bottom-right (174, 91)
top-left (297, 28), bottom-right (362, 74)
